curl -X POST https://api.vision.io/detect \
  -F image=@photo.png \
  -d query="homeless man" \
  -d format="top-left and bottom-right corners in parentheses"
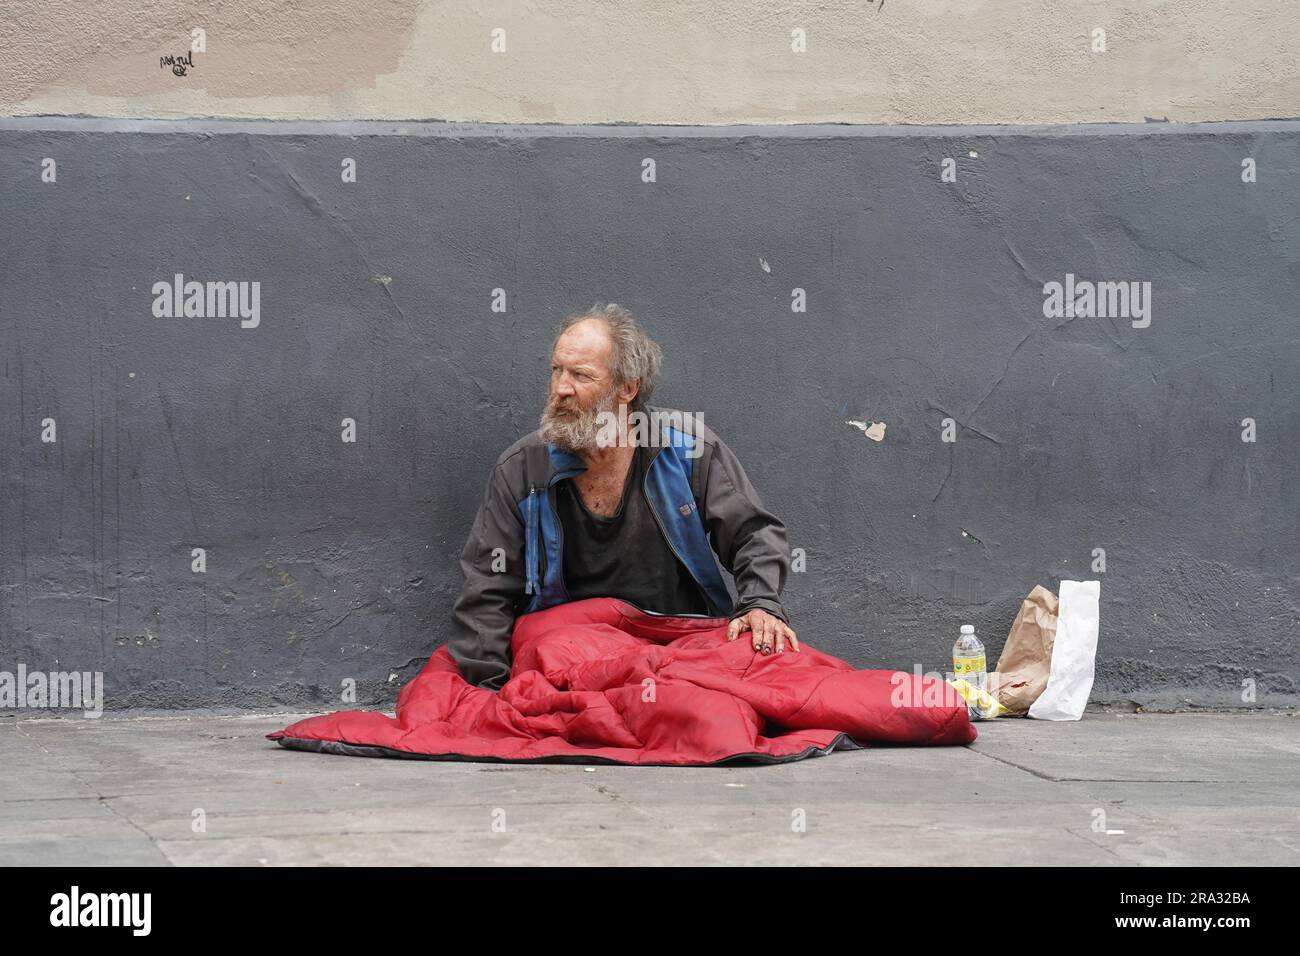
top-left (446, 303), bottom-right (800, 692)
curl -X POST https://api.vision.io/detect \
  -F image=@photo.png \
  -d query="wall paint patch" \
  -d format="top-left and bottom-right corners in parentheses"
top-left (847, 420), bottom-right (886, 441)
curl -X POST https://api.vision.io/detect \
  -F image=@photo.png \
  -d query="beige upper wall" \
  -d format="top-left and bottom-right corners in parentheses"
top-left (2, 0), bottom-right (1297, 124)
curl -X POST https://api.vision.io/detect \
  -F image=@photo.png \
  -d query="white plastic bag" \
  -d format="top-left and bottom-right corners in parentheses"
top-left (1028, 579), bottom-right (1100, 721)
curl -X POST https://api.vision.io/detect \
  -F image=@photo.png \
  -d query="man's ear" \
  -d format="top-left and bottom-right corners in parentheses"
top-left (618, 379), bottom-right (640, 407)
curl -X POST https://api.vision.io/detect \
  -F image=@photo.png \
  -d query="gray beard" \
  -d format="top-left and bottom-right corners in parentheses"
top-left (538, 387), bottom-right (619, 452)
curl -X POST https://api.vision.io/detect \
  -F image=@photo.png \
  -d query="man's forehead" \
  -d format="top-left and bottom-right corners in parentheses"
top-left (553, 320), bottom-right (612, 366)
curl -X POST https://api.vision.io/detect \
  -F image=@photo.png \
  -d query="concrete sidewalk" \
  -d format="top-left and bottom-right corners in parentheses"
top-left (3, 709), bottom-right (1297, 866)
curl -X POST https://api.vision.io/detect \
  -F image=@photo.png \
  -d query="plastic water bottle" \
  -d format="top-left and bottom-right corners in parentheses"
top-left (952, 624), bottom-right (987, 693)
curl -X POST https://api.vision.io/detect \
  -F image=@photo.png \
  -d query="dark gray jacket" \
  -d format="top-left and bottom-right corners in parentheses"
top-left (446, 405), bottom-right (791, 691)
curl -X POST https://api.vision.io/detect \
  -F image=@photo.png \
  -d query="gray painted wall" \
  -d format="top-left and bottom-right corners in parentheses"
top-left (2, 119), bottom-right (1297, 712)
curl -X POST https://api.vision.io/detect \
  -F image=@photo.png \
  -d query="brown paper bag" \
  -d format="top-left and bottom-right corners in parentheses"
top-left (991, 585), bottom-right (1059, 715)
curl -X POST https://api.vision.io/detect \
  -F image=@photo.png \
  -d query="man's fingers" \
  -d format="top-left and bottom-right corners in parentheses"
top-left (737, 614), bottom-right (800, 655)
top-left (734, 613), bottom-right (801, 656)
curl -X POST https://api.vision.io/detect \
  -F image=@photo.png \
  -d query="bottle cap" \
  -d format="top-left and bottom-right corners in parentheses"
top-left (960, 625), bottom-right (974, 634)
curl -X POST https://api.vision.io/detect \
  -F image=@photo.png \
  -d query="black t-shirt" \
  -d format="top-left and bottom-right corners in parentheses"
top-left (556, 444), bottom-right (711, 616)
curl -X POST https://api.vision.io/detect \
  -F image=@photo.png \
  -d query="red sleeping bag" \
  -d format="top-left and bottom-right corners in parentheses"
top-left (268, 597), bottom-right (976, 765)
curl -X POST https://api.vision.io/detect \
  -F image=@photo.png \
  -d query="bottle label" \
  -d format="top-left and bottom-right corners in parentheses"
top-left (953, 655), bottom-right (986, 675)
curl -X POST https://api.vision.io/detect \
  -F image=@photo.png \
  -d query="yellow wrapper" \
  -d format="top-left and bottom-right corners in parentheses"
top-left (946, 679), bottom-right (1010, 720)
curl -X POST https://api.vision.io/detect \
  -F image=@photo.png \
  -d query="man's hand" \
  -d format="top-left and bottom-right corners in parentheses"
top-left (727, 608), bottom-right (800, 655)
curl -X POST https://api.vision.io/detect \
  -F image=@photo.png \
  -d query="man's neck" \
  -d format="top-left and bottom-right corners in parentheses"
top-left (577, 439), bottom-right (636, 476)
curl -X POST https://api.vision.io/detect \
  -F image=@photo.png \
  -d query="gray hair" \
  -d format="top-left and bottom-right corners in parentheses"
top-left (555, 302), bottom-right (663, 411)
